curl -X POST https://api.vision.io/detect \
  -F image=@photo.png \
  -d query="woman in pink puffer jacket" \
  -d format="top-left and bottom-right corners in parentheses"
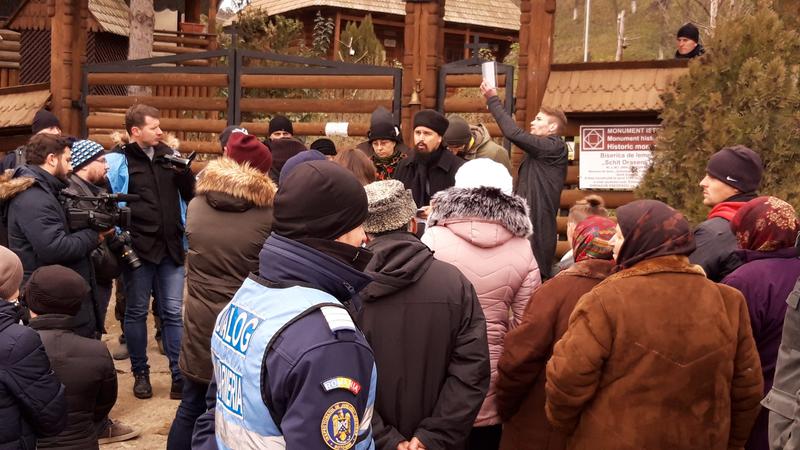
top-left (421, 158), bottom-right (541, 450)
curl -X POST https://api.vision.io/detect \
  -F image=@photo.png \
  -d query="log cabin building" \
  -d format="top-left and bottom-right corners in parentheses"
top-left (235, 0), bottom-right (522, 63)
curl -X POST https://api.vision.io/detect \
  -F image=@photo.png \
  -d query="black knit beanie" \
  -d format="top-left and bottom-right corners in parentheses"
top-left (310, 138), bottom-right (337, 156)
top-left (677, 23), bottom-right (700, 43)
top-left (706, 145), bottom-right (763, 193)
top-left (413, 109), bottom-right (449, 136)
top-left (268, 115), bottom-right (294, 136)
top-left (273, 160), bottom-right (368, 241)
top-left (368, 106), bottom-right (401, 142)
top-left (25, 265), bottom-right (88, 316)
top-left (32, 109), bottom-right (61, 134)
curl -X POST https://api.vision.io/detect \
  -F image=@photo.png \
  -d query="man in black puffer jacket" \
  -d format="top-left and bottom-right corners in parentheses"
top-left (27, 265), bottom-right (121, 450)
top-left (0, 246), bottom-right (67, 449)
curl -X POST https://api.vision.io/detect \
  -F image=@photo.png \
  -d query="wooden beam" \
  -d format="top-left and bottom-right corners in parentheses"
top-left (86, 95), bottom-right (227, 110)
top-left (444, 97), bottom-right (503, 113)
top-left (153, 34), bottom-right (211, 47)
top-left (153, 44), bottom-right (207, 54)
top-left (241, 122), bottom-right (371, 137)
top-left (339, 14), bottom-right (404, 29)
top-left (240, 74), bottom-right (394, 89)
top-left (239, 98), bottom-right (392, 114)
top-left (332, 11), bottom-right (341, 60)
top-left (87, 73), bottom-right (228, 87)
top-left (90, 134), bottom-right (223, 154)
top-left (0, 41), bottom-right (22, 52)
top-left (87, 115), bottom-right (227, 133)
top-left (560, 189), bottom-right (635, 209)
top-left (446, 74), bottom-right (508, 88)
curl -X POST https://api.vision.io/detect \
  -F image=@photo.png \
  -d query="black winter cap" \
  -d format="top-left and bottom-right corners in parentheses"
top-left (677, 23), bottom-right (700, 43)
top-left (273, 160), bottom-right (368, 241)
top-left (368, 106), bottom-right (401, 143)
top-left (25, 265), bottom-right (88, 316)
top-left (706, 145), bottom-right (763, 193)
top-left (413, 109), bottom-right (449, 136)
top-left (268, 115), bottom-right (293, 136)
top-left (310, 138), bottom-right (337, 156)
top-left (31, 109), bottom-right (61, 134)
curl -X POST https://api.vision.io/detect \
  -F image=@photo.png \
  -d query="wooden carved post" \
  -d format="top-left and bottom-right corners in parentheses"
top-left (49, 0), bottom-right (89, 136)
top-left (401, 0), bottom-right (445, 145)
top-left (514, 0), bottom-right (557, 170)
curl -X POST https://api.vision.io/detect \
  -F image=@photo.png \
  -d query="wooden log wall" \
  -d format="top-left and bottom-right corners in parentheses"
top-left (0, 29), bottom-right (21, 88)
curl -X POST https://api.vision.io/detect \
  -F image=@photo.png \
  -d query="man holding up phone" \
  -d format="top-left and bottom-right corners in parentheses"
top-left (481, 81), bottom-right (568, 279)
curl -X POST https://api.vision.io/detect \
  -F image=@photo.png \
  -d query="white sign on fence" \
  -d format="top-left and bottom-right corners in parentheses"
top-left (579, 125), bottom-right (660, 190)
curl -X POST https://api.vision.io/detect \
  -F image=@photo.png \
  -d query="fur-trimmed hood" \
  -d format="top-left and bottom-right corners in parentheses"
top-left (196, 157), bottom-right (276, 209)
top-left (428, 186), bottom-right (532, 247)
top-left (0, 168), bottom-right (36, 202)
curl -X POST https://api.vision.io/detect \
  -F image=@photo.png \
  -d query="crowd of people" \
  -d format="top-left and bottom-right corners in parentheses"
top-left (0, 42), bottom-right (797, 450)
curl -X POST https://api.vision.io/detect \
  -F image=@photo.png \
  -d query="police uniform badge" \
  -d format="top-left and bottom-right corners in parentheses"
top-left (321, 401), bottom-right (359, 450)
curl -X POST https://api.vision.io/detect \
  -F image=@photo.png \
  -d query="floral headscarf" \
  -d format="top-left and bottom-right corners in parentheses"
top-left (572, 216), bottom-right (616, 262)
top-left (615, 200), bottom-right (695, 270)
top-left (731, 196), bottom-right (799, 252)
top-left (372, 150), bottom-right (406, 181)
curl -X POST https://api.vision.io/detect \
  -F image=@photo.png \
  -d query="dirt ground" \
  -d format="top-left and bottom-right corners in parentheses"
top-left (99, 295), bottom-right (178, 449)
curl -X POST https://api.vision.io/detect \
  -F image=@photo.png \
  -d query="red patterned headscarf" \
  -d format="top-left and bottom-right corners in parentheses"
top-left (731, 196), bottom-right (799, 252)
top-left (572, 216), bottom-right (617, 262)
top-left (615, 200), bottom-right (696, 270)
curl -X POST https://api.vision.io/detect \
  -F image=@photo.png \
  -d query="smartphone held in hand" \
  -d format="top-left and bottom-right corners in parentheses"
top-left (481, 61), bottom-right (497, 89)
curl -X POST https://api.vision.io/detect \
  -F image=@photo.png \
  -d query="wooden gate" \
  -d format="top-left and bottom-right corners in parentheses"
top-left (81, 48), bottom-right (402, 154)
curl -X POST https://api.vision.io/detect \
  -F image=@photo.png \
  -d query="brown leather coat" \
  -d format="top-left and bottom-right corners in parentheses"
top-left (546, 255), bottom-right (764, 450)
top-left (496, 259), bottom-right (614, 450)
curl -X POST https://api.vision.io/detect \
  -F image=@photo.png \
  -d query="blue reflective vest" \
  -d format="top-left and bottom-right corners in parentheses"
top-left (210, 276), bottom-right (376, 450)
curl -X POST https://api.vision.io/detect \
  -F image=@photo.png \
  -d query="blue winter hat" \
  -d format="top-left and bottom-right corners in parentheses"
top-left (71, 139), bottom-right (105, 171)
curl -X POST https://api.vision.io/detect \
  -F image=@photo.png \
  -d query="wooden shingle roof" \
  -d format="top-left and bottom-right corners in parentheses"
top-left (88, 0), bottom-right (130, 36)
top-left (244, 0), bottom-right (521, 30)
top-left (7, 0), bottom-right (130, 36)
top-left (0, 83), bottom-right (50, 129)
top-left (543, 60), bottom-right (690, 114)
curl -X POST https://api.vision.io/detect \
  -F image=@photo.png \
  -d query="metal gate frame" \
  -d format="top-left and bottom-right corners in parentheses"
top-left (436, 57), bottom-right (515, 150)
top-left (81, 48), bottom-right (403, 136)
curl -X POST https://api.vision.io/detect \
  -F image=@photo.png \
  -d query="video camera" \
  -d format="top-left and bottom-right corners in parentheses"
top-left (61, 191), bottom-right (142, 270)
top-left (158, 151), bottom-right (197, 171)
top-left (61, 192), bottom-right (138, 231)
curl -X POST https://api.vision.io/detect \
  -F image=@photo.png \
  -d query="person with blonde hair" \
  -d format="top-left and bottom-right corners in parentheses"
top-left (554, 195), bottom-right (609, 274)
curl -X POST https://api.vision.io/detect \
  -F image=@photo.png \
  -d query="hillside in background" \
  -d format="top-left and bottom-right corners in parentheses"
top-left (553, 0), bottom-right (713, 62)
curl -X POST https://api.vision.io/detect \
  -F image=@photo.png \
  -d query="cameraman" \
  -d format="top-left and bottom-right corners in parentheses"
top-left (106, 104), bottom-right (195, 400)
top-left (0, 134), bottom-right (108, 338)
top-left (63, 140), bottom-right (116, 326)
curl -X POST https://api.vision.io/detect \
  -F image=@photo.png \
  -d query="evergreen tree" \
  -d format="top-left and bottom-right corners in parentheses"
top-left (338, 15), bottom-right (385, 65)
top-left (637, 5), bottom-right (800, 223)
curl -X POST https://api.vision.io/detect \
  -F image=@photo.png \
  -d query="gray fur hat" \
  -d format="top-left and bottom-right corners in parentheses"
top-left (364, 180), bottom-right (417, 234)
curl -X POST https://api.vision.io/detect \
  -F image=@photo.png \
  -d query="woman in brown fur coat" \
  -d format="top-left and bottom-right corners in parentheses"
top-left (168, 131), bottom-right (276, 449)
top-left (545, 199), bottom-right (764, 450)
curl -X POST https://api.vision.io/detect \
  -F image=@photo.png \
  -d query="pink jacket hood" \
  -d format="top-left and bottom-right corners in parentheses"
top-left (423, 186), bottom-right (541, 426)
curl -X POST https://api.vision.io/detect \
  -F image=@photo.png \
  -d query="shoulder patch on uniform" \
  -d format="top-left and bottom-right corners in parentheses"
top-left (321, 401), bottom-right (359, 450)
top-left (321, 377), bottom-right (362, 395)
top-left (320, 306), bottom-right (355, 333)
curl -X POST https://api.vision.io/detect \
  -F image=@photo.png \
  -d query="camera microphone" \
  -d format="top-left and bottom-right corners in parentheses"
top-left (109, 193), bottom-right (140, 202)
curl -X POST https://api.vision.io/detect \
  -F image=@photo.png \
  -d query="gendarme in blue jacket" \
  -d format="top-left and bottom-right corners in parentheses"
top-left (0, 300), bottom-right (67, 449)
top-left (192, 233), bottom-right (377, 450)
